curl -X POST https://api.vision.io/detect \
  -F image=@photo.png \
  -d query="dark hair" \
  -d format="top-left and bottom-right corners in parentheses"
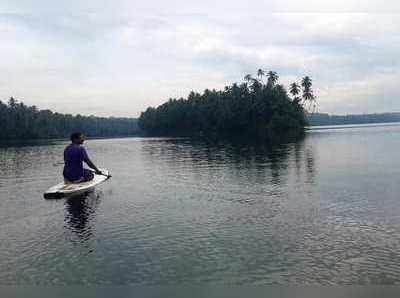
top-left (70, 132), bottom-right (83, 142)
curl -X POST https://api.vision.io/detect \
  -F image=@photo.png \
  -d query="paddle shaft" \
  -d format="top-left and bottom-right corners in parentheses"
top-left (89, 169), bottom-right (112, 178)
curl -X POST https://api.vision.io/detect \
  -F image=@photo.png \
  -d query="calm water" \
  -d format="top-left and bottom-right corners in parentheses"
top-left (1, 124), bottom-right (400, 285)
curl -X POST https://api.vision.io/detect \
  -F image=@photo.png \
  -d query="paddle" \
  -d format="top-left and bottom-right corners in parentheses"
top-left (89, 169), bottom-right (112, 178)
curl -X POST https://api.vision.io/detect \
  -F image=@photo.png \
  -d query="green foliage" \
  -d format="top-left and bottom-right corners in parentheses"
top-left (0, 97), bottom-right (140, 140)
top-left (139, 70), bottom-right (314, 139)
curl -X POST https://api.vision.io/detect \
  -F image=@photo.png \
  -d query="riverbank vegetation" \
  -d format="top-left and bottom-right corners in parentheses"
top-left (139, 70), bottom-right (316, 139)
top-left (0, 97), bottom-right (139, 140)
top-left (308, 112), bottom-right (400, 126)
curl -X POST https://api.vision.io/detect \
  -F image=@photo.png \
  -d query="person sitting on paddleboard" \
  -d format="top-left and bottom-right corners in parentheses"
top-left (63, 132), bottom-right (102, 183)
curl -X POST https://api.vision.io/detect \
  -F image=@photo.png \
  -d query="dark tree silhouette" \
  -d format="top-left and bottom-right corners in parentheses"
top-left (267, 71), bottom-right (279, 88)
top-left (139, 70), bottom-right (314, 139)
top-left (290, 82), bottom-right (302, 104)
top-left (244, 74), bottom-right (253, 84)
top-left (257, 69), bottom-right (265, 82)
top-left (301, 76), bottom-right (316, 111)
top-left (0, 98), bottom-right (140, 140)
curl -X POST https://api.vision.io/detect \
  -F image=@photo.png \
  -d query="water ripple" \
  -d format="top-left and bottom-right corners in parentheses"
top-left (2, 131), bottom-right (400, 284)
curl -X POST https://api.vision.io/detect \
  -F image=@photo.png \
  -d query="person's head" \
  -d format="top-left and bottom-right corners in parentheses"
top-left (70, 132), bottom-right (85, 144)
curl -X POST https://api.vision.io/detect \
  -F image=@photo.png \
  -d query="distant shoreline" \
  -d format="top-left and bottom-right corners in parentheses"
top-left (0, 134), bottom-right (142, 146)
top-left (307, 121), bottom-right (400, 130)
top-left (3, 121), bottom-right (400, 144)
top-left (307, 112), bottom-right (400, 126)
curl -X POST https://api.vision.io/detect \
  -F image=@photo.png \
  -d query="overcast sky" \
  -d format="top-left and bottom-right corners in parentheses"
top-left (0, 1), bottom-right (399, 117)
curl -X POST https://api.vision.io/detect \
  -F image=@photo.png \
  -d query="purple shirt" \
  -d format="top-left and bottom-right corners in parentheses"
top-left (63, 144), bottom-right (89, 181)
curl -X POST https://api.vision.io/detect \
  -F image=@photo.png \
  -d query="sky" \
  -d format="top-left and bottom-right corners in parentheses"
top-left (0, 1), bottom-right (399, 117)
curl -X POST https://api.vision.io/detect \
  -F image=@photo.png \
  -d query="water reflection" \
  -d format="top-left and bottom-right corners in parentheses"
top-left (64, 191), bottom-right (101, 243)
top-left (140, 136), bottom-right (316, 190)
top-left (305, 147), bottom-right (316, 184)
top-left (5, 128), bottom-right (400, 284)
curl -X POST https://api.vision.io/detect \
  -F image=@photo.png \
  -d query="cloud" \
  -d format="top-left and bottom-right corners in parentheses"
top-left (3, 0), bottom-right (400, 14)
top-left (0, 4), bottom-right (399, 116)
top-left (318, 71), bottom-right (400, 114)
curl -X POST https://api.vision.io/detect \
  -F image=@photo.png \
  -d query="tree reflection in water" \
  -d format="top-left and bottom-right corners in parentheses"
top-left (140, 134), bottom-right (316, 198)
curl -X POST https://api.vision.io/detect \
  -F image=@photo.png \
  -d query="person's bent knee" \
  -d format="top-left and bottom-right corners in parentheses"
top-left (83, 169), bottom-right (94, 182)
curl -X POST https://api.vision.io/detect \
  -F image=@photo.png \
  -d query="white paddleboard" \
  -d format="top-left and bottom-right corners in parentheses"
top-left (44, 169), bottom-right (111, 199)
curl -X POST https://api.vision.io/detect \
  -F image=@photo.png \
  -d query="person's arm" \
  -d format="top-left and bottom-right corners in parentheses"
top-left (82, 147), bottom-right (102, 174)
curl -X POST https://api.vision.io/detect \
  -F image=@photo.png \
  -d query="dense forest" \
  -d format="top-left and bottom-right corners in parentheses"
top-left (0, 97), bottom-right (139, 140)
top-left (139, 70), bottom-right (316, 139)
top-left (308, 112), bottom-right (400, 126)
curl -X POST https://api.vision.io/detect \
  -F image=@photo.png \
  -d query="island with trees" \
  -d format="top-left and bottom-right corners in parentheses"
top-left (138, 70), bottom-right (316, 139)
top-left (0, 97), bottom-right (139, 140)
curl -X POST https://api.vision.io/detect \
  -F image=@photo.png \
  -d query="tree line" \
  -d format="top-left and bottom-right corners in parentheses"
top-left (0, 97), bottom-right (140, 140)
top-left (139, 69), bottom-right (316, 139)
top-left (308, 112), bottom-right (400, 126)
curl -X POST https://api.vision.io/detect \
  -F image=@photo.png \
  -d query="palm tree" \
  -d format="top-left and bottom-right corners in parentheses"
top-left (8, 97), bottom-right (17, 108)
top-left (301, 76), bottom-right (312, 90)
top-left (257, 69), bottom-right (265, 82)
top-left (301, 76), bottom-right (313, 100)
top-left (301, 76), bottom-right (317, 111)
top-left (250, 78), bottom-right (262, 92)
top-left (289, 82), bottom-right (301, 102)
top-left (244, 74), bottom-right (253, 83)
top-left (267, 71), bottom-right (279, 87)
